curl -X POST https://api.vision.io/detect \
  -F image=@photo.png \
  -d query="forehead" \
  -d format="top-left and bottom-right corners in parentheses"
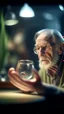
top-left (35, 32), bottom-right (48, 44)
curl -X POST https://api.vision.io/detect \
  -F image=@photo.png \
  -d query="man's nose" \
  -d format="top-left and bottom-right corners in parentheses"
top-left (39, 47), bottom-right (46, 54)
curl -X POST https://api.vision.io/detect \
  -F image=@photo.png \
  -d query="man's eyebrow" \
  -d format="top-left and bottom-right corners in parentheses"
top-left (35, 43), bottom-right (48, 47)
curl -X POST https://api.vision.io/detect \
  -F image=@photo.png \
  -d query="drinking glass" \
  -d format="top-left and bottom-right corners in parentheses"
top-left (16, 60), bottom-right (34, 80)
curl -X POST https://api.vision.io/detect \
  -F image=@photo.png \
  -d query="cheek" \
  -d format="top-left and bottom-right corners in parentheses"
top-left (46, 48), bottom-right (53, 59)
top-left (37, 51), bottom-right (43, 59)
top-left (52, 49), bottom-right (56, 55)
top-left (38, 54), bottom-right (40, 59)
top-left (48, 48), bottom-right (53, 57)
top-left (52, 49), bottom-right (59, 61)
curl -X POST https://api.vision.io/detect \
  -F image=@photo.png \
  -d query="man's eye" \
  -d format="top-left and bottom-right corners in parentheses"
top-left (36, 47), bottom-right (40, 50)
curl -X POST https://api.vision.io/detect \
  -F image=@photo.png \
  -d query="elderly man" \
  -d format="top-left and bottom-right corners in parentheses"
top-left (8, 29), bottom-right (64, 95)
top-left (33, 29), bottom-right (64, 87)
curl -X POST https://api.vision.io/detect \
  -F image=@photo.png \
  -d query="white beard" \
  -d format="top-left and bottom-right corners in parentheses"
top-left (39, 53), bottom-right (59, 70)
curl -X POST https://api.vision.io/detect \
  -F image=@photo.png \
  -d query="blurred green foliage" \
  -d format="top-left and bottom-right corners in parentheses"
top-left (0, 12), bottom-right (8, 72)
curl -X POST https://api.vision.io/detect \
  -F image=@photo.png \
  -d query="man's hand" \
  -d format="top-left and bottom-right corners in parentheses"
top-left (8, 67), bottom-right (64, 95)
top-left (8, 67), bottom-right (42, 93)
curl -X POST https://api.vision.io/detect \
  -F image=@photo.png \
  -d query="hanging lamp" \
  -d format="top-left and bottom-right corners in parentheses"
top-left (5, 5), bottom-right (19, 26)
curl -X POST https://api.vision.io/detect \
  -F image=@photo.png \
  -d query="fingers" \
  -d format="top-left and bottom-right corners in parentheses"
top-left (48, 66), bottom-right (58, 73)
top-left (8, 70), bottom-right (29, 86)
top-left (10, 78), bottom-right (32, 92)
top-left (9, 71), bottom-right (34, 92)
top-left (8, 68), bottom-right (36, 92)
top-left (8, 67), bottom-right (42, 93)
top-left (9, 67), bottom-right (15, 71)
top-left (8, 67), bottom-right (15, 76)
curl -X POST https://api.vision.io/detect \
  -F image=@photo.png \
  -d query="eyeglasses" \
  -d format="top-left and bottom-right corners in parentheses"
top-left (33, 46), bottom-right (46, 54)
top-left (33, 44), bottom-right (54, 54)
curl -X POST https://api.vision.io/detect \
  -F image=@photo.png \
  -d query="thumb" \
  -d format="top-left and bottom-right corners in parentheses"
top-left (32, 68), bottom-right (41, 83)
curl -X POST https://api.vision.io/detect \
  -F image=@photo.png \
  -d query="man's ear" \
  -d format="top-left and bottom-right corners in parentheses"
top-left (57, 43), bottom-right (64, 55)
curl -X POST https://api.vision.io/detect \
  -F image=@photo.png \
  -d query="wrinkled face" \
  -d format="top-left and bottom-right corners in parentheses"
top-left (34, 33), bottom-right (59, 70)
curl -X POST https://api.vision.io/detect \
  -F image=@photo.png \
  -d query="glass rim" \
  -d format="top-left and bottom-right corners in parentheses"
top-left (18, 59), bottom-right (34, 64)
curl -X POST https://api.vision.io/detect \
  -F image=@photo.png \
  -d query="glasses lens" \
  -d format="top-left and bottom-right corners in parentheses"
top-left (33, 47), bottom-right (37, 54)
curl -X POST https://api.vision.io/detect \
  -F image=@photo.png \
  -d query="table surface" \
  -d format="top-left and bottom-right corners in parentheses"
top-left (0, 81), bottom-right (45, 104)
